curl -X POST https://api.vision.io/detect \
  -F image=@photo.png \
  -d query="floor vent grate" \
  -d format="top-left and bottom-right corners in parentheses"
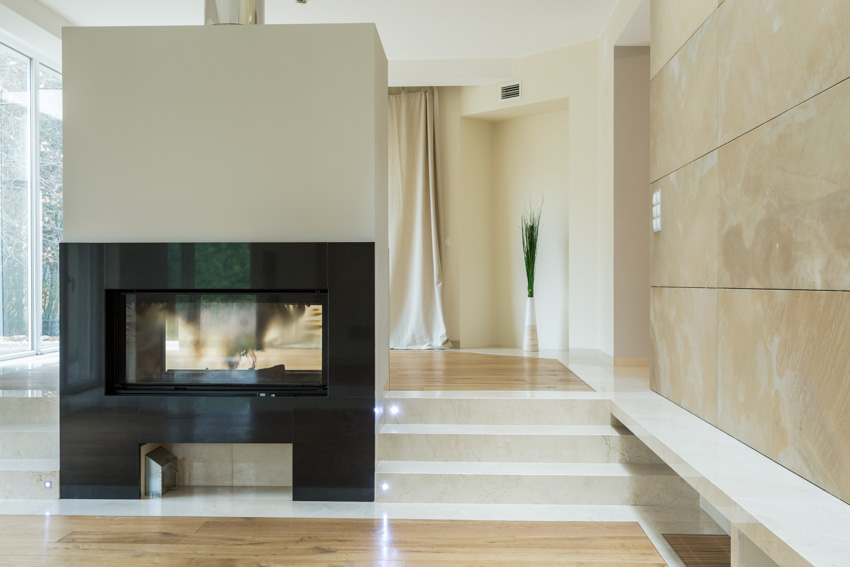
top-left (663, 534), bottom-right (731, 567)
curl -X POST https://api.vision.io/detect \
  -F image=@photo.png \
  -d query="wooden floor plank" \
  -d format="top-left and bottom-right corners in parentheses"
top-left (0, 516), bottom-right (665, 566)
top-left (389, 351), bottom-right (592, 391)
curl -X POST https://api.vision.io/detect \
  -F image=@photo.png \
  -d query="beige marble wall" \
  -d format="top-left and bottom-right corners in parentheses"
top-left (650, 13), bottom-right (718, 182)
top-left (650, 0), bottom-right (718, 79)
top-left (717, 289), bottom-right (850, 501)
top-left (651, 0), bottom-right (850, 504)
top-left (650, 288), bottom-right (718, 424)
top-left (651, 151), bottom-right (718, 288)
top-left (718, 78), bottom-right (850, 291)
top-left (718, 0), bottom-right (850, 145)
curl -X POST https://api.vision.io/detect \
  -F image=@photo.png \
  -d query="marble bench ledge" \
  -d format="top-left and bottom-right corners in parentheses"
top-left (611, 394), bottom-right (850, 567)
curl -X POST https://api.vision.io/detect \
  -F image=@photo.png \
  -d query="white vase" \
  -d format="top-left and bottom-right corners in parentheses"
top-left (523, 297), bottom-right (538, 352)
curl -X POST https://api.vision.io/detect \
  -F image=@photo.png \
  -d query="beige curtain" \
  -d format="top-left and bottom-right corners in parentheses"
top-left (388, 87), bottom-right (452, 349)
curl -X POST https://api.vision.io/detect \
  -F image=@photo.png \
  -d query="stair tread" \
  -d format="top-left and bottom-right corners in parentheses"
top-left (380, 424), bottom-right (627, 436)
top-left (0, 459), bottom-right (59, 471)
top-left (376, 461), bottom-right (674, 476)
top-left (385, 391), bottom-right (604, 400)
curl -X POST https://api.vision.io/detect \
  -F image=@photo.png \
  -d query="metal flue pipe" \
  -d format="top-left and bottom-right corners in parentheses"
top-left (205, 0), bottom-right (265, 25)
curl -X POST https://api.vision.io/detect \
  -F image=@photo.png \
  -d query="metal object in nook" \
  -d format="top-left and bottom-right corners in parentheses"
top-left (205, 0), bottom-right (265, 25)
top-left (146, 447), bottom-right (179, 497)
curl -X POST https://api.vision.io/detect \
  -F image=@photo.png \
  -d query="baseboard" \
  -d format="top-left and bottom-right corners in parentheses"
top-left (614, 356), bottom-right (650, 367)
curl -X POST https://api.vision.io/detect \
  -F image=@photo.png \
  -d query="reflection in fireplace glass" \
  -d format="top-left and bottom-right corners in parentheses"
top-left (123, 293), bottom-right (324, 388)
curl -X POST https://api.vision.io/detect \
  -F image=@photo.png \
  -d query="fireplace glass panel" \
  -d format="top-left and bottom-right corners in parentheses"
top-left (117, 292), bottom-right (326, 392)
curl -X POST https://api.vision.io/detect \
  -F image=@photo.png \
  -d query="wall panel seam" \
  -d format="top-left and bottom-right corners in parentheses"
top-left (651, 286), bottom-right (850, 294)
top-left (650, 74), bottom-right (850, 185)
top-left (650, 6), bottom-right (719, 81)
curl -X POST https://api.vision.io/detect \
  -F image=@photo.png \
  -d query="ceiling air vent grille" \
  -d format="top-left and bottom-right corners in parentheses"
top-left (500, 81), bottom-right (521, 102)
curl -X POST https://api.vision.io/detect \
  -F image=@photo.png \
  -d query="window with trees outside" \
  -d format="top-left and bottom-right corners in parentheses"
top-left (0, 39), bottom-right (62, 358)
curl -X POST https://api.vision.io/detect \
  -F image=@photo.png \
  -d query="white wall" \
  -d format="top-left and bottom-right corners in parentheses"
top-left (63, 24), bottom-right (384, 244)
top-left (492, 110), bottom-right (569, 349)
top-left (613, 46), bottom-right (650, 359)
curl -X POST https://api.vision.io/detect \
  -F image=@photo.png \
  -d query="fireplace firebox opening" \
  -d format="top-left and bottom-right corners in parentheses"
top-left (106, 290), bottom-right (328, 396)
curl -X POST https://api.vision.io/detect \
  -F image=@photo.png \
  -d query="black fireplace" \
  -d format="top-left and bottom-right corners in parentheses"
top-left (60, 242), bottom-right (375, 501)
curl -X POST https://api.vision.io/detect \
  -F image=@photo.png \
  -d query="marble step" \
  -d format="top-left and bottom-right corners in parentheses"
top-left (383, 395), bottom-right (611, 426)
top-left (0, 459), bottom-right (60, 499)
top-left (0, 423), bottom-right (59, 459)
top-left (0, 395), bottom-right (59, 424)
top-left (375, 461), bottom-right (697, 506)
top-left (378, 424), bottom-right (661, 464)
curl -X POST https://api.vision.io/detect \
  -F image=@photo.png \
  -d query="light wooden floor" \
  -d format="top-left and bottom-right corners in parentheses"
top-left (389, 351), bottom-right (592, 391)
top-left (0, 516), bottom-right (665, 566)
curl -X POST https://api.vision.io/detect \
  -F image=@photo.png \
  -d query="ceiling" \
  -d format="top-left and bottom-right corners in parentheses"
top-left (37, 0), bottom-right (627, 59)
top-left (34, 0), bottom-right (648, 85)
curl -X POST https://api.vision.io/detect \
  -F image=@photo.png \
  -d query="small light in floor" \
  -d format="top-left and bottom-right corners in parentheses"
top-left (390, 405), bottom-right (399, 415)
top-left (381, 482), bottom-right (390, 492)
top-left (44, 481), bottom-right (52, 489)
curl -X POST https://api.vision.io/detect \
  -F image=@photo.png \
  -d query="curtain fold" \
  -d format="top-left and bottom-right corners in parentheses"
top-left (387, 87), bottom-right (452, 350)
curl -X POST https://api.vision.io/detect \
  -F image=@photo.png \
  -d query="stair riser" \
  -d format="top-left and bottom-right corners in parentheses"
top-left (0, 471), bottom-right (59, 499)
top-left (0, 398), bottom-right (59, 424)
top-left (0, 431), bottom-right (59, 459)
top-left (376, 473), bottom-right (697, 506)
top-left (383, 398), bottom-right (611, 426)
top-left (379, 434), bottom-right (661, 464)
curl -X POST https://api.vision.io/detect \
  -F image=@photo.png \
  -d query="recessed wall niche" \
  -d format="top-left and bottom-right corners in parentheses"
top-left (140, 444), bottom-right (293, 496)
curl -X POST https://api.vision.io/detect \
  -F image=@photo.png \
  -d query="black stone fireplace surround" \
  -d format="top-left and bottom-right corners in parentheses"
top-left (60, 242), bottom-right (375, 501)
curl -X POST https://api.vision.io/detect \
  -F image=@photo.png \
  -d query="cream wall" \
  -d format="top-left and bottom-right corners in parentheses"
top-left (613, 47), bottom-right (650, 359)
top-left (460, 41), bottom-right (600, 352)
top-left (492, 111), bottom-right (569, 349)
top-left (439, 101), bottom-right (569, 350)
top-left (456, 117), bottom-right (496, 348)
top-left (650, 0), bottom-right (850, 503)
top-left (63, 25), bottom-right (385, 244)
top-left (596, 0), bottom-right (642, 357)
top-left (438, 0), bottom-right (644, 355)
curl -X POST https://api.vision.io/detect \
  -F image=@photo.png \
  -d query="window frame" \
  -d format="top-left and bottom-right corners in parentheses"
top-left (0, 29), bottom-right (62, 360)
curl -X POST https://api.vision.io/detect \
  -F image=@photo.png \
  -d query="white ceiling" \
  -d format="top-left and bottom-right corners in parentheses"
top-left (36, 0), bottom-right (625, 60)
top-left (33, 0), bottom-right (649, 85)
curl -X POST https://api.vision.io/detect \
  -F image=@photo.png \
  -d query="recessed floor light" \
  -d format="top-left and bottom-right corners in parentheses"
top-left (44, 481), bottom-right (52, 489)
top-left (381, 482), bottom-right (390, 491)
